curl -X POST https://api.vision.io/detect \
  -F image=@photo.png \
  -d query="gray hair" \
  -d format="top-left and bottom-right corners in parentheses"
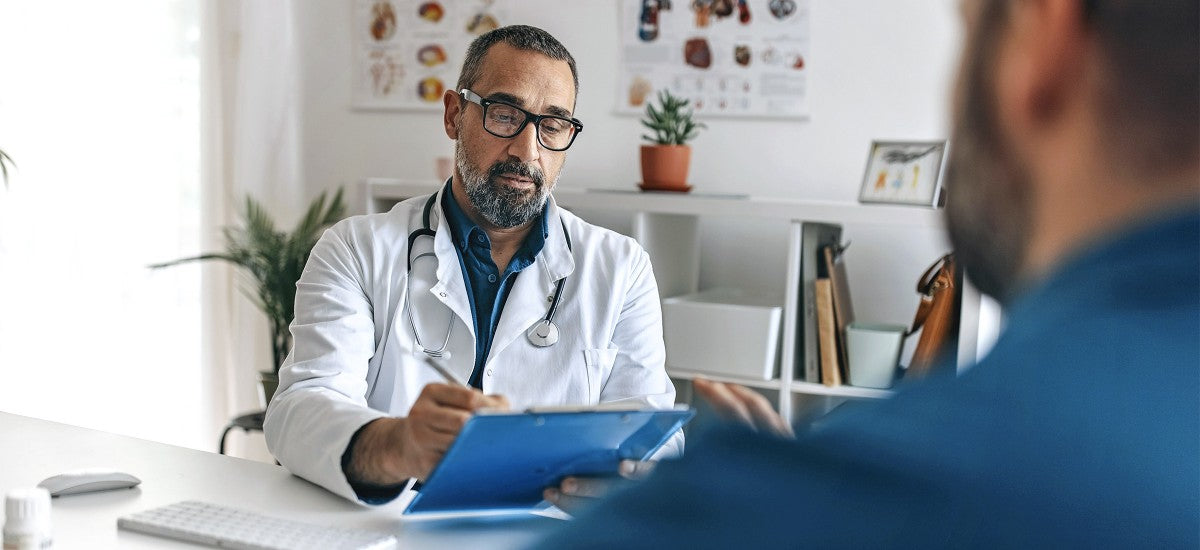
top-left (455, 25), bottom-right (579, 100)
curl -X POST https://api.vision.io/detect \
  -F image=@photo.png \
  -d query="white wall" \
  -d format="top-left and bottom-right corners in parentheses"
top-left (290, 0), bottom-right (963, 327)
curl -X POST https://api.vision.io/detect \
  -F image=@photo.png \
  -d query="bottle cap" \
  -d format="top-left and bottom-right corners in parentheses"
top-left (4, 487), bottom-right (51, 544)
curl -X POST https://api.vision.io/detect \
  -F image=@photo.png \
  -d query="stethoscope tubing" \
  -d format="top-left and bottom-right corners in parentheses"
top-left (406, 192), bottom-right (570, 355)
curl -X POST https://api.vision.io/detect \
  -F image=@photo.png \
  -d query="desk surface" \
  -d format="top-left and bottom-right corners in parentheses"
top-left (0, 412), bottom-right (559, 549)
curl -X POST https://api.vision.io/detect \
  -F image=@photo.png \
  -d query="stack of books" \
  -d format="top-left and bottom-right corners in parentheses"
top-left (793, 223), bottom-right (853, 387)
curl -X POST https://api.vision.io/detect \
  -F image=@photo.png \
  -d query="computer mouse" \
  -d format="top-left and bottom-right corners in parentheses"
top-left (37, 469), bottom-right (141, 497)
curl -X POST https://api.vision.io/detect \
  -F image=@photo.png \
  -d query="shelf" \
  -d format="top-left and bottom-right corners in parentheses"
top-left (666, 369), bottom-right (783, 391)
top-left (788, 381), bottom-right (893, 399)
top-left (366, 179), bottom-right (942, 227)
top-left (366, 178), bottom-right (926, 420)
top-left (667, 369), bottom-right (892, 399)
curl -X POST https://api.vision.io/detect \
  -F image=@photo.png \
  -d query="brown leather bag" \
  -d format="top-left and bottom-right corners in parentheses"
top-left (905, 253), bottom-right (959, 377)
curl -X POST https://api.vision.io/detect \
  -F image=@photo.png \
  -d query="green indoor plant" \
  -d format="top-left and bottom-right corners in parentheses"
top-left (151, 187), bottom-right (346, 401)
top-left (0, 148), bottom-right (14, 187)
top-left (639, 89), bottom-right (706, 192)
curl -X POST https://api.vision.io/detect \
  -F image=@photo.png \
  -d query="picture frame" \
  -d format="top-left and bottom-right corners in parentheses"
top-left (858, 140), bottom-right (947, 207)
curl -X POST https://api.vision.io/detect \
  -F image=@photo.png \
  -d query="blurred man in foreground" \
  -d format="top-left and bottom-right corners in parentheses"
top-left (537, 0), bottom-right (1199, 546)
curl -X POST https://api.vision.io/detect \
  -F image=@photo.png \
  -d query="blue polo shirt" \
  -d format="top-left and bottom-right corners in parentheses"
top-left (534, 208), bottom-right (1200, 548)
top-left (440, 184), bottom-right (548, 388)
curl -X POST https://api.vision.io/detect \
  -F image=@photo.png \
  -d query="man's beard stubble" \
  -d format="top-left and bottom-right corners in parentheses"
top-left (455, 141), bottom-right (554, 229)
top-left (943, 4), bottom-right (1033, 305)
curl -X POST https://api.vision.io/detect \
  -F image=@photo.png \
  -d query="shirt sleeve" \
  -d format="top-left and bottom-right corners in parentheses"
top-left (263, 221), bottom-right (391, 503)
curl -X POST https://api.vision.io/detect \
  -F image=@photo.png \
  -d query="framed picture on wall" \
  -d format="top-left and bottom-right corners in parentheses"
top-left (858, 140), bottom-right (947, 207)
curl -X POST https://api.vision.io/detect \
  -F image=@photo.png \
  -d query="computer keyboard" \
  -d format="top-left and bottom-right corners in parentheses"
top-left (117, 500), bottom-right (397, 550)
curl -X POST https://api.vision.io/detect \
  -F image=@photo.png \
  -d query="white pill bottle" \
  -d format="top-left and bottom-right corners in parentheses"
top-left (3, 488), bottom-right (51, 549)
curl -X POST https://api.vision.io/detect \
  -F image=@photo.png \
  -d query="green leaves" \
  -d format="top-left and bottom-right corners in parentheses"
top-left (0, 149), bottom-right (14, 187)
top-left (150, 187), bottom-right (347, 371)
top-left (640, 90), bottom-right (706, 146)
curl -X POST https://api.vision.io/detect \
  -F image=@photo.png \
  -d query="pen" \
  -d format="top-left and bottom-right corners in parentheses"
top-left (425, 356), bottom-right (465, 387)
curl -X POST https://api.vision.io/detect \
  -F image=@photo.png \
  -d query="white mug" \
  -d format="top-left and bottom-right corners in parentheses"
top-left (845, 322), bottom-right (906, 389)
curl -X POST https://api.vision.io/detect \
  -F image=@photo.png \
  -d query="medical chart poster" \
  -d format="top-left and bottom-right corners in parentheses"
top-left (617, 0), bottom-right (811, 119)
top-left (352, 0), bottom-right (513, 111)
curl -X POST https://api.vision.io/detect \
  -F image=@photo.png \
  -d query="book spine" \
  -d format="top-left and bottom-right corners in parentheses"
top-left (815, 278), bottom-right (842, 387)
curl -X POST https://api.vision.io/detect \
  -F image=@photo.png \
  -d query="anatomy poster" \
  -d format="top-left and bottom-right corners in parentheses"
top-left (353, 0), bottom-right (512, 110)
top-left (618, 0), bottom-right (811, 119)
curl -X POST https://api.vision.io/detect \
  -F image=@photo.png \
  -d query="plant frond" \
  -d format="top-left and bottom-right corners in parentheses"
top-left (640, 89), bottom-right (705, 145)
top-left (148, 185), bottom-right (347, 371)
top-left (0, 149), bottom-right (13, 187)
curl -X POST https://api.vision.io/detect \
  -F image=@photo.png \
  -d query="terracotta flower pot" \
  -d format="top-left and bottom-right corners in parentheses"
top-left (640, 144), bottom-right (692, 192)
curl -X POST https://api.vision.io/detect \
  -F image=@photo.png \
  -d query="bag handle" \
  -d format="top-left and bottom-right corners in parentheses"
top-left (905, 254), bottom-right (954, 337)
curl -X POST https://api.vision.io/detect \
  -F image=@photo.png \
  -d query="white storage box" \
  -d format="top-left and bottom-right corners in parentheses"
top-left (661, 288), bottom-right (783, 380)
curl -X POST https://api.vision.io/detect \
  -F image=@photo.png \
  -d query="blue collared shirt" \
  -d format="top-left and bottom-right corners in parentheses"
top-left (440, 183), bottom-right (549, 388)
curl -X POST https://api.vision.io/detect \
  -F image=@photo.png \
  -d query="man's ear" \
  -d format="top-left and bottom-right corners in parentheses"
top-left (443, 89), bottom-right (461, 140)
top-left (1005, 0), bottom-right (1089, 125)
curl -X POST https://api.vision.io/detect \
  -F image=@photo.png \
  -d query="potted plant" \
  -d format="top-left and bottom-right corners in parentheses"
top-left (639, 89), bottom-right (706, 192)
top-left (1, 148), bottom-right (14, 187)
top-left (151, 187), bottom-right (346, 403)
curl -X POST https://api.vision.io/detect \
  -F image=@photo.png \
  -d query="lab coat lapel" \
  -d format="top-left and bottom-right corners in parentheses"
top-left (487, 200), bottom-right (575, 364)
top-left (427, 190), bottom-right (475, 342)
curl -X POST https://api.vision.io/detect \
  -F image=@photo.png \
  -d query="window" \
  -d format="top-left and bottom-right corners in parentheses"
top-left (0, 1), bottom-right (204, 449)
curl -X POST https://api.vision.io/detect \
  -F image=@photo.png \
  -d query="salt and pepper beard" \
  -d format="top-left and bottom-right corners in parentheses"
top-left (943, 3), bottom-right (1033, 305)
top-left (454, 140), bottom-right (557, 229)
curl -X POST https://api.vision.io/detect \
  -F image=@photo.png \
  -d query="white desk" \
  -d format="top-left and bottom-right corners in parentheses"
top-left (0, 412), bottom-right (560, 548)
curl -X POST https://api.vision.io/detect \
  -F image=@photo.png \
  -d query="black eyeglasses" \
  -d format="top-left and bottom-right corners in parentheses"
top-left (460, 89), bottom-right (583, 152)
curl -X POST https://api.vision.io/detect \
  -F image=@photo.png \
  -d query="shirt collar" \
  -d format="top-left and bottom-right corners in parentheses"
top-left (440, 181), bottom-right (477, 252)
top-left (439, 180), bottom-right (551, 263)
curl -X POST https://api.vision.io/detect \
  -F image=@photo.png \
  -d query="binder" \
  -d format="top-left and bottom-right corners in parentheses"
top-left (815, 278), bottom-right (842, 386)
top-left (796, 223), bottom-right (843, 382)
top-left (403, 406), bottom-right (695, 515)
top-left (822, 243), bottom-right (855, 381)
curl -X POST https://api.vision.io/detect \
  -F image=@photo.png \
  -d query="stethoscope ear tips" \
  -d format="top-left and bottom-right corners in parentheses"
top-left (526, 319), bottom-right (560, 347)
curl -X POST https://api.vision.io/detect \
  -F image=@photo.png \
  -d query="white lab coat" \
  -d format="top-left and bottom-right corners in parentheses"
top-left (264, 188), bottom-right (683, 503)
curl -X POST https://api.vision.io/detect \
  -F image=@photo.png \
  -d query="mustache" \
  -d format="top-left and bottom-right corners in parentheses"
top-left (488, 160), bottom-right (544, 188)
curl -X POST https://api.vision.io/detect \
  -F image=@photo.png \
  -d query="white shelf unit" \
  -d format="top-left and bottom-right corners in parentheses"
top-left (366, 179), bottom-right (975, 423)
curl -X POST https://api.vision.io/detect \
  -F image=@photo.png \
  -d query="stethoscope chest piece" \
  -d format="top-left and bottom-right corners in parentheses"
top-left (526, 319), bottom-right (560, 347)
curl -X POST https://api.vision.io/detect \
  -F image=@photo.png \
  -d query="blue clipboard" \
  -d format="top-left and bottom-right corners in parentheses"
top-left (403, 406), bottom-right (695, 515)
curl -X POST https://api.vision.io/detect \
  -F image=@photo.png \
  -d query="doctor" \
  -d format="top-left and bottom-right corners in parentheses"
top-left (264, 25), bottom-right (682, 504)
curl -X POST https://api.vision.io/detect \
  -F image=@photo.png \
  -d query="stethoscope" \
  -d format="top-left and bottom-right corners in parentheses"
top-left (404, 193), bottom-right (570, 357)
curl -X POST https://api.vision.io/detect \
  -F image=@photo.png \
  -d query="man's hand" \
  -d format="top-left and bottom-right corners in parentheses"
top-left (543, 460), bottom-right (656, 515)
top-left (693, 378), bottom-right (794, 438)
top-left (348, 383), bottom-right (509, 485)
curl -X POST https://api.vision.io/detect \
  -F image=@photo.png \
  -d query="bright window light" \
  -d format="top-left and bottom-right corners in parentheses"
top-left (0, 0), bottom-right (204, 450)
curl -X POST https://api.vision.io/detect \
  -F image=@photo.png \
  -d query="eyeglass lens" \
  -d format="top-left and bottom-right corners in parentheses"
top-left (483, 102), bottom-right (577, 151)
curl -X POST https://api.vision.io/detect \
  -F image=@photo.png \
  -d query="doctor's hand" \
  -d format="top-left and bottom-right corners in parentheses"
top-left (347, 383), bottom-right (509, 485)
top-left (693, 378), bottom-right (794, 438)
top-left (543, 459), bottom-right (656, 515)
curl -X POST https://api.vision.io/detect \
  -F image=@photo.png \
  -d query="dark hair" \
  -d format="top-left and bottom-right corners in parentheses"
top-left (1084, 0), bottom-right (1198, 174)
top-left (455, 25), bottom-right (579, 100)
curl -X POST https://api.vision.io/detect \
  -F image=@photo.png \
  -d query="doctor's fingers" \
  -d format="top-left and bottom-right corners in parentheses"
top-left (559, 476), bottom-right (627, 498)
top-left (420, 383), bottom-right (495, 411)
top-left (409, 406), bottom-right (474, 436)
top-left (618, 460), bottom-right (656, 480)
top-left (403, 422), bottom-right (458, 454)
top-left (726, 383), bottom-right (794, 438)
top-left (481, 393), bottom-right (510, 411)
top-left (693, 378), bottom-right (757, 428)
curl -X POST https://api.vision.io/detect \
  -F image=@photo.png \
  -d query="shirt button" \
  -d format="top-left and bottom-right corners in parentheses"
top-left (439, 292), bottom-right (447, 297)
top-left (487, 274), bottom-right (497, 283)
top-left (476, 234), bottom-right (486, 244)
top-left (486, 369), bottom-right (494, 377)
